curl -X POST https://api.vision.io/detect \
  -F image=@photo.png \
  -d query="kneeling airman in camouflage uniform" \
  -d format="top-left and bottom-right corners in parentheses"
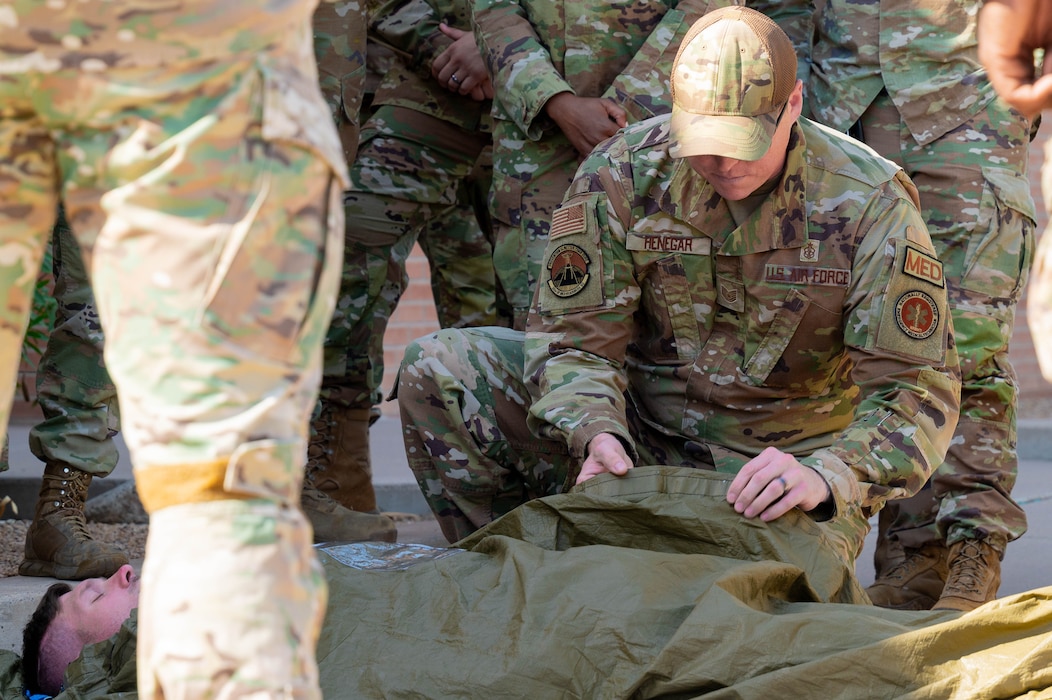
top-left (398, 8), bottom-right (962, 564)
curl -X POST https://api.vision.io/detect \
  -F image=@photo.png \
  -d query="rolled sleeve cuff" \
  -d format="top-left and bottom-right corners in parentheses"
top-left (800, 448), bottom-right (862, 522)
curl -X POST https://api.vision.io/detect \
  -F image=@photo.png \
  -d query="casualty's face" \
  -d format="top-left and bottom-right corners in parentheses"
top-left (58, 563), bottom-right (140, 645)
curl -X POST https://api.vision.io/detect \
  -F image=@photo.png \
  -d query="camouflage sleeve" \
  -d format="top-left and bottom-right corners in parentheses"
top-left (748, 0), bottom-right (813, 87)
top-left (472, 0), bottom-right (572, 139)
top-left (368, 0), bottom-right (461, 74)
top-left (801, 177), bottom-right (961, 516)
top-left (599, 0), bottom-right (813, 124)
top-left (523, 146), bottom-right (639, 462)
top-left (313, 0), bottom-right (367, 163)
top-left (600, 0), bottom-right (727, 123)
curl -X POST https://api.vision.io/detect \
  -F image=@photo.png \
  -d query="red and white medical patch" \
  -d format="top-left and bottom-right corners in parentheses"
top-left (895, 291), bottom-right (939, 340)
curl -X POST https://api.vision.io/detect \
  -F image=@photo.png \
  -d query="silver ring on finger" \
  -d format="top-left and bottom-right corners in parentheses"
top-left (774, 476), bottom-right (788, 492)
top-left (451, 74), bottom-right (461, 84)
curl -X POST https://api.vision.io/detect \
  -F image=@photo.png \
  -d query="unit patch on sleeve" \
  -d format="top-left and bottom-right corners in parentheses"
top-left (547, 243), bottom-right (591, 298)
top-left (537, 233), bottom-right (605, 314)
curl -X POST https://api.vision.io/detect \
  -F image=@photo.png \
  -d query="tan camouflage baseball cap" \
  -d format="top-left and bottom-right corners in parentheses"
top-left (669, 6), bottom-right (797, 161)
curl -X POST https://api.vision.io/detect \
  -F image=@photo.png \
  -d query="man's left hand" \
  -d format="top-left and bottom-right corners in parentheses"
top-left (726, 447), bottom-right (833, 521)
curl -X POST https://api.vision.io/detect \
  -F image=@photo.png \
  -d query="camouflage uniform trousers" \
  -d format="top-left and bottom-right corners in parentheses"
top-left (0, 1), bottom-right (348, 697)
top-left (489, 123), bottom-right (579, 329)
top-left (398, 326), bottom-right (870, 565)
top-left (858, 92), bottom-right (1035, 554)
top-left (323, 104), bottom-right (502, 410)
top-left (28, 207), bottom-right (121, 479)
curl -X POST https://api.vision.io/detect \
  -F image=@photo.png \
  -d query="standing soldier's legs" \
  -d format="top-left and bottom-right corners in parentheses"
top-left (8, 3), bottom-right (345, 697)
top-left (0, 89), bottom-right (60, 488)
top-left (21, 208), bottom-right (128, 579)
top-left (301, 0), bottom-right (400, 544)
top-left (316, 106), bottom-right (491, 526)
top-left (398, 326), bottom-right (571, 542)
top-left (489, 127), bottom-right (579, 328)
top-left (419, 149), bottom-right (502, 329)
top-left (61, 32), bottom-right (341, 700)
top-left (860, 93), bottom-right (1035, 611)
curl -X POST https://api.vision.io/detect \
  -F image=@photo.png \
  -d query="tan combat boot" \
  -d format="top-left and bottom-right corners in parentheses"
top-left (309, 404), bottom-right (378, 513)
top-left (871, 523), bottom-right (904, 577)
top-left (865, 543), bottom-right (948, 610)
top-left (20, 462), bottom-right (129, 580)
top-left (301, 479), bottom-right (396, 543)
top-left (933, 539), bottom-right (1002, 612)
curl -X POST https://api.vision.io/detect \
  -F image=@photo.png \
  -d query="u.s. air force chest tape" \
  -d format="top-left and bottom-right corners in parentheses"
top-left (875, 240), bottom-right (948, 363)
top-left (538, 195), bottom-right (605, 314)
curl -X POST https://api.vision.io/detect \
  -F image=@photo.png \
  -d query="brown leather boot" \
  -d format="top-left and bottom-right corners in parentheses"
top-left (301, 480), bottom-right (396, 543)
top-left (933, 539), bottom-right (1002, 612)
top-left (308, 403), bottom-right (378, 513)
top-left (871, 521), bottom-right (905, 578)
top-left (20, 462), bottom-right (129, 580)
top-left (865, 543), bottom-right (948, 610)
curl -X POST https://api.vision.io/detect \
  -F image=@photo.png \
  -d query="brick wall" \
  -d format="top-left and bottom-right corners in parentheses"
top-left (380, 128), bottom-right (1052, 418)
top-left (380, 251), bottom-right (441, 416)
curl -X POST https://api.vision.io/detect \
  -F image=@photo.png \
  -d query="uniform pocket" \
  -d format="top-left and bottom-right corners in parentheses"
top-left (960, 166), bottom-right (1036, 303)
top-left (199, 63), bottom-right (337, 364)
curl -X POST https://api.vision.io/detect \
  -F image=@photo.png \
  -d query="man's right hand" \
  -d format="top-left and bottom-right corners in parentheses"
top-left (979, 0), bottom-right (1052, 118)
top-left (577, 432), bottom-right (634, 485)
top-left (544, 92), bottom-right (628, 158)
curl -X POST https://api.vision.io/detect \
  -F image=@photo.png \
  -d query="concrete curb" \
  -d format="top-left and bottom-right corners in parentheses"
top-left (0, 479), bottom-right (430, 522)
top-left (4, 420), bottom-right (1049, 522)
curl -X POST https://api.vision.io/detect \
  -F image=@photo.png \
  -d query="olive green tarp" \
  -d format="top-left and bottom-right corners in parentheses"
top-left (318, 468), bottom-right (1052, 699)
top-left (3, 467), bottom-right (1051, 699)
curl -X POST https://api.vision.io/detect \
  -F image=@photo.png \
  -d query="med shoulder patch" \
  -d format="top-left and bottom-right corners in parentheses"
top-left (902, 246), bottom-right (945, 288)
top-left (875, 241), bottom-right (947, 362)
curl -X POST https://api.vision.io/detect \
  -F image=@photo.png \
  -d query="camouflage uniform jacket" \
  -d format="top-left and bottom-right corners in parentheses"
top-left (473, 0), bottom-right (814, 136)
top-left (370, 0), bottom-right (489, 131)
top-left (314, 0), bottom-right (368, 164)
top-left (810, 0), bottom-right (995, 146)
top-left (525, 116), bottom-right (962, 515)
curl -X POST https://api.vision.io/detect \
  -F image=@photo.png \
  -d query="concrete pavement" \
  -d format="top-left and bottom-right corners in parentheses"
top-left (2, 411), bottom-right (1052, 652)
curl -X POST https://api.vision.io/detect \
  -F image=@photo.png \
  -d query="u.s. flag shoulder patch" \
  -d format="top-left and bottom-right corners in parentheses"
top-left (550, 202), bottom-right (588, 239)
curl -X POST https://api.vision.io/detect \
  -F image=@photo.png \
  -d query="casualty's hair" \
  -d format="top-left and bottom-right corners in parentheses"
top-left (21, 582), bottom-right (71, 696)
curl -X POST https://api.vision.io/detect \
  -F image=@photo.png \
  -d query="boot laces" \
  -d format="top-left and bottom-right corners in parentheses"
top-left (50, 469), bottom-right (92, 538)
top-left (306, 404), bottom-right (336, 475)
top-left (945, 541), bottom-right (987, 594)
top-left (882, 547), bottom-right (937, 583)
